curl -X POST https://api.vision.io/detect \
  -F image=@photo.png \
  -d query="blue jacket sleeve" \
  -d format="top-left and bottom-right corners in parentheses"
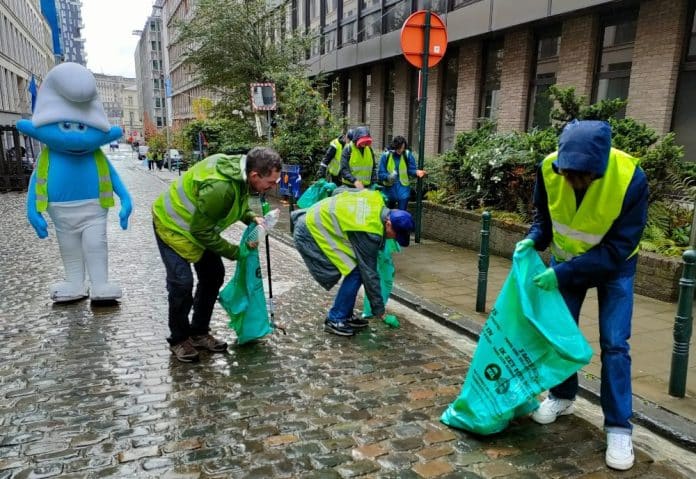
top-left (378, 152), bottom-right (390, 182)
top-left (553, 168), bottom-right (648, 288)
top-left (526, 166), bottom-right (553, 251)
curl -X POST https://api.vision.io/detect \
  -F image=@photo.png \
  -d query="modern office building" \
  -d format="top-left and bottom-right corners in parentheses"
top-left (298, 0), bottom-right (696, 161)
top-left (54, 0), bottom-right (85, 65)
top-left (134, 1), bottom-right (168, 132)
top-left (0, 0), bottom-right (54, 125)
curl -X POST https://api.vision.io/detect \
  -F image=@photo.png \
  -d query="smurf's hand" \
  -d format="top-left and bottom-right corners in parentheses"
top-left (119, 196), bottom-right (133, 230)
top-left (28, 211), bottom-right (48, 238)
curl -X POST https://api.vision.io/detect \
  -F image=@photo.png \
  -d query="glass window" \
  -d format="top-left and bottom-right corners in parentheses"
top-left (480, 39), bottom-right (504, 121)
top-left (440, 53), bottom-right (458, 152)
top-left (674, 9), bottom-right (696, 161)
top-left (417, 0), bottom-right (448, 14)
top-left (324, 28), bottom-right (337, 54)
top-left (529, 30), bottom-right (560, 130)
top-left (452, 0), bottom-right (483, 10)
top-left (383, 65), bottom-right (395, 148)
top-left (341, 20), bottom-right (357, 45)
top-left (360, 12), bottom-right (381, 41)
top-left (384, 0), bottom-right (409, 34)
top-left (594, 14), bottom-right (637, 118)
top-left (362, 72), bottom-right (371, 124)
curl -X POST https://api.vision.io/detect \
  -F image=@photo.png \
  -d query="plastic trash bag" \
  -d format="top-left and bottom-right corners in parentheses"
top-left (440, 248), bottom-right (593, 435)
top-left (219, 224), bottom-right (273, 345)
top-left (297, 179), bottom-right (336, 208)
top-left (363, 239), bottom-right (401, 318)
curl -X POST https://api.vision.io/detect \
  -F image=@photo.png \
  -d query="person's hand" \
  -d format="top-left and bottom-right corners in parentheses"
top-left (354, 180), bottom-right (365, 190)
top-left (246, 240), bottom-right (259, 250)
top-left (533, 268), bottom-right (558, 290)
top-left (416, 169), bottom-right (427, 178)
top-left (253, 216), bottom-right (265, 227)
top-left (515, 238), bottom-right (535, 254)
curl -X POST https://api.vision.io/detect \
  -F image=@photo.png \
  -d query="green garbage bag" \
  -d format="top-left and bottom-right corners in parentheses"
top-left (297, 179), bottom-right (336, 208)
top-left (218, 224), bottom-right (273, 345)
top-left (363, 239), bottom-right (401, 318)
top-left (440, 247), bottom-right (593, 435)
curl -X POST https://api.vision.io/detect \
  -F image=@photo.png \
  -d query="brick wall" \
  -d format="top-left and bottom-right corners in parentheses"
top-left (419, 201), bottom-right (682, 302)
top-left (370, 64), bottom-right (385, 151)
top-left (454, 39), bottom-right (482, 134)
top-left (626, 0), bottom-right (688, 134)
top-left (349, 69), bottom-right (363, 126)
top-left (557, 14), bottom-right (599, 98)
top-left (424, 64), bottom-right (443, 157)
top-left (393, 60), bottom-right (411, 138)
top-left (498, 28), bottom-right (535, 133)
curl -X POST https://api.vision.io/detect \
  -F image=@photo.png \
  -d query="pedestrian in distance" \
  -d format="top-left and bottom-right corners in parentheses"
top-left (155, 150), bottom-right (164, 171)
top-left (152, 147), bottom-right (282, 363)
top-left (318, 129), bottom-right (353, 183)
top-left (292, 189), bottom-right (415, 336)
top-left (339, 126), bottom-right (377, 190)
top-left (377, 135), bottom-right (426, 210)
top-left (515, 120), bottom-right (648, 471)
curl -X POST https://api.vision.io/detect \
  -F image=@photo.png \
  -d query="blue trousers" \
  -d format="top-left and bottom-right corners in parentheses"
top-left (550, 274), bottom-right (635, 432)
top-left (327, 267), bottom-right (362, 321)
top-left (155, 229), bottom-right (225, 345)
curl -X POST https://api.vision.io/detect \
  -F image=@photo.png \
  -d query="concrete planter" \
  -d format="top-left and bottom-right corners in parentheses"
top-left (419, 201), bottom-right (682, 302)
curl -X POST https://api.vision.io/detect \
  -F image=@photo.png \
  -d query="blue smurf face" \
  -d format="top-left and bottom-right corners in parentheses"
top-left (16, 119), bottom-right (122, 155)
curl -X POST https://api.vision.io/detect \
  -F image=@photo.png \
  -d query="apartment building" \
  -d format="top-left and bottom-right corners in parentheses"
top-left (93, 73), bottom-right (138, 139)
top-left (134, 1), bottom-right (168, 132)
top-left (0, 0), bottom-right (54, 125)
top-left (122, 84), bottom-right (143, 142)
top-left (299, 0), bottom-right (696, 160)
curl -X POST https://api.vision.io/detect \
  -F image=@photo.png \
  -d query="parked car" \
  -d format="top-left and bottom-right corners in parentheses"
top-left (165, 149), bottom-right (187, 170)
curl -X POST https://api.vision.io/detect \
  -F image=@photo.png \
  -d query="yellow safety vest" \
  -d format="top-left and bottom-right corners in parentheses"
top-left (34, 148), bottom-right (114, 212)
top-left (306, 190), bottom-right (385, 275)
top-left (542, 147), bottom-right (639, 262)
top-left (386, 151), bottom-right (410, 186)
top-left (152, 154), bottom-right (248, 251)
top-left (328, 138), bottom-right (342, 176)
top-left (342, 144), bottom-right (374, 186)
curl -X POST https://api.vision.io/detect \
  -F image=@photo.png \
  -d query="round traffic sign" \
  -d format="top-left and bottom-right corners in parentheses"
top-left (400, 10), bottom-right (448, 69)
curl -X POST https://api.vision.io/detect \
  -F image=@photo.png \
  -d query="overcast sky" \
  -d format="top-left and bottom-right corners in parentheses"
top-left (82, 0), bottom-right (155, 78)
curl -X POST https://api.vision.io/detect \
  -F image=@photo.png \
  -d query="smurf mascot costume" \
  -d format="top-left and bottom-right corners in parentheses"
top-left (17, 62), bottom-right (132, 302)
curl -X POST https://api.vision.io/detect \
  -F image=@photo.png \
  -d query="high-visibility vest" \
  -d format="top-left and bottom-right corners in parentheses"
top-left (342, 144), bottom-right (374, 186)
top-left (306, 190), bottom-right (385, 275)
top-left (386, 151), bottom-right (410, 186)
top-left (542, 147), bottom-right (639, 262)
top-left (328, 138), bottom-right (342, 176)
top-left (152, 154), bottom-right (247, 249)
top-left (34, 148), bottom-right (114, 212)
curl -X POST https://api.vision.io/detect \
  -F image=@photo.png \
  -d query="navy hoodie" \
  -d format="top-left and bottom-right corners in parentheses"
top-left (526, 120), bottom-right (649, 288)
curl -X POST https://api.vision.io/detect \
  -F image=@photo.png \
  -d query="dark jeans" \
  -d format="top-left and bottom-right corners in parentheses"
top-left (155, 229), bottom-right (225, 345)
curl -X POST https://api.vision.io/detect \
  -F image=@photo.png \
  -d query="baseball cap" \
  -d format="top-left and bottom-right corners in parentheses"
top-left (389, 210), bottom-right (415, 247)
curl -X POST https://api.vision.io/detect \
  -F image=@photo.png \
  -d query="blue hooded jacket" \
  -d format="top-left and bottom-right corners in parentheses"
top-left (527, 120), bottom-right (649, 288)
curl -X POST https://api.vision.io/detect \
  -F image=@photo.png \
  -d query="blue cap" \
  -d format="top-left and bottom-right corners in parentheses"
top-left (389, 210), bottom-right (415, 247)
top-left (556, 120), bottom-right (611, 176)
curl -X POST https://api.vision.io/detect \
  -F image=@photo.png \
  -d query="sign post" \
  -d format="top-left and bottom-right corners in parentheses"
top-left (250, 82), bottom-right (277, 146)
top-left (400, 10), bottom-right (447, 243)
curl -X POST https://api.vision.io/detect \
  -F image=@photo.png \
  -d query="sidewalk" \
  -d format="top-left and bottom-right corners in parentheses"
top-left (143, 161), bottom-right (696, 450)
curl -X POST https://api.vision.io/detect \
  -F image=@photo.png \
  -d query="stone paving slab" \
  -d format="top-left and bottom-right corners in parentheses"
top-left (0, 157), bottom-right (693, 477)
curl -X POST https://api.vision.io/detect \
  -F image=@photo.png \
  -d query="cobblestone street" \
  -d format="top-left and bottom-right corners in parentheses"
top-left (0, 154), bottom-right (693, 478)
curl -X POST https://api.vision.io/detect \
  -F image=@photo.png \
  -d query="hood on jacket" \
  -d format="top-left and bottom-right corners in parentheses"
top-left (215, 154), bottom-right (247, 181)
top-left (554, 120), bottom-right (611, 177)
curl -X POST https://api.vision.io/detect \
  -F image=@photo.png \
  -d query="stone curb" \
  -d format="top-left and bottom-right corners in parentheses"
top-left (268, 228), bottom-right (696, 453)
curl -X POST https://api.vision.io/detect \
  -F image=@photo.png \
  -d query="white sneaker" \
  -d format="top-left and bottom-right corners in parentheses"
top-left (531, 396), bottom-right (575, 424)
top-left (605, 433), bottom-right (634, 470)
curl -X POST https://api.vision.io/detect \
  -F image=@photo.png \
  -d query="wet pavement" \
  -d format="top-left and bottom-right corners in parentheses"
top-left (0, 147), bottom-right (694, 478)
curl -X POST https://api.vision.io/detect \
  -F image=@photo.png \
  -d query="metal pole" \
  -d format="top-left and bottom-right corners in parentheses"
top-left (690, 199), bottom-right (696, 248)
top-left (669, 249), bottom-right (696, 397)
top-left (414, 10), bottom-right (431, 244)
top-left (476, 212), bottom-right (491, 313)
top-left (267, 110), bottom-right (272, 146)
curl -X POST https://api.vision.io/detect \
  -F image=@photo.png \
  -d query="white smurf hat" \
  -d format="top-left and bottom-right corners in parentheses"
top-left (31, 62), bottom-right (111, 132)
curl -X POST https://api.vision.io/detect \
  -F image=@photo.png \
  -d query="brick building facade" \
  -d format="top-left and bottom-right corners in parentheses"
top-left (304, 0), bottom-right (696, 161)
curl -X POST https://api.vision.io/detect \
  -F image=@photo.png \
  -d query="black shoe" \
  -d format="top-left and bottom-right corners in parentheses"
top-left (324, 319), bottom-right (355, 336)
top-left (347, 316), bottom-right (369, 329)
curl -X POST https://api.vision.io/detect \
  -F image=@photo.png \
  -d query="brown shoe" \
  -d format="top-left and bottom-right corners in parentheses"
top-left (170, 339), bottom-right (200, 363)
top-left (190, 334), bottom-right (228, 352)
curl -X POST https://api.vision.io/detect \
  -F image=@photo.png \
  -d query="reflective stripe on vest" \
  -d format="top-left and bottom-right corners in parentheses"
top-left (386, 151), bottom-right (410, 186)
top-left (152, 154), bottom-right (248, 248)
top-left (306, 190), bottom-right (385, 275)
top-left (342, 144), bottom-right (373, 186)
top-left (542, 148), bottom-right (639, 262)
top-left (328, 138), bottom-right (342, 176)
top-left (35, 148), bottom-right (114, 213)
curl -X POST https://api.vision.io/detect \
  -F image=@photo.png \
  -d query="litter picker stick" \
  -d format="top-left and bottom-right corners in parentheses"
top-left (261, 196), bottom-right (286, 335)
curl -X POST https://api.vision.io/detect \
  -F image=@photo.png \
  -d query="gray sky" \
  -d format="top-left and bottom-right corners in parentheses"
top-left (81, 0), bottom-right (155, 78)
